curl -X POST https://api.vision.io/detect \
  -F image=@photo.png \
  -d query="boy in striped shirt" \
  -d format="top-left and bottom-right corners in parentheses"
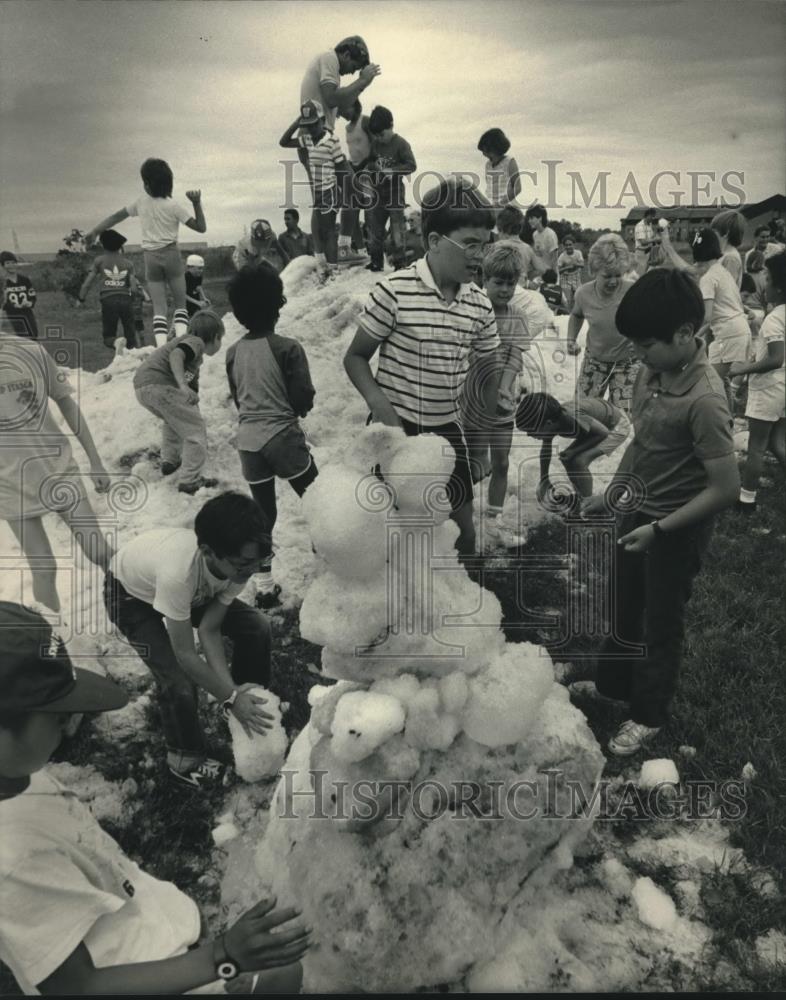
top-left (280, 100), bottom-right (349, 275)
top-left (344, 179), bottom-right (501, 556)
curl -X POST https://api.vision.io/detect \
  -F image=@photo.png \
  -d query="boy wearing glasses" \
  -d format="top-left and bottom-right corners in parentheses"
top-left (344, 179), bottom-right (501, 557)
top-left (366, 105), bottom-right (417, 272)
top-left (103, 492), bottom-right (277, 790)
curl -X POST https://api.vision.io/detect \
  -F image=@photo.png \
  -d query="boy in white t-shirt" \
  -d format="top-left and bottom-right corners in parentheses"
top-left (103, 492), bottom-right (277, 789)
top-left (730, 251), bottom-right (786, 513)
top-left (0, 601), bottom-right (310, 995)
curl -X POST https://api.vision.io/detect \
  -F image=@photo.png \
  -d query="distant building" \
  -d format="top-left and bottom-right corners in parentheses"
top-left (620, 194), bottom-right (786, 244)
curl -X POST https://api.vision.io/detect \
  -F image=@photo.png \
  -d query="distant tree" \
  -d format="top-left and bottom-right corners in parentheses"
top-left (56, 229), bottom-right (91, 303)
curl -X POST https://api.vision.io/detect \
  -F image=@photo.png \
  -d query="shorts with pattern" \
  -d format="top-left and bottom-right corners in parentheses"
top-left (312, 185), bottom-right (339, 215)
top-left (577, 353), bottom-right (641, 413)
top-left (239, 424), bottom-right (313, 483)
top-left (144, 243), bottom-right (184, 283)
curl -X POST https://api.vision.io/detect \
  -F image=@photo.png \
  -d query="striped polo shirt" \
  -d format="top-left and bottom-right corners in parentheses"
top-left (359, 257), bottom-right (499, 426)
top-left (298, 130), bottom-right (345, 193)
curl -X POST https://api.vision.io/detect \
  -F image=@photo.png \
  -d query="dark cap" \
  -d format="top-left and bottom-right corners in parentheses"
top-left (99, 229), bottom-right (127, 251)
top-left (0, 251), bottom-right (19, 266)
top-left (0, 602), bottom-right (129, 714)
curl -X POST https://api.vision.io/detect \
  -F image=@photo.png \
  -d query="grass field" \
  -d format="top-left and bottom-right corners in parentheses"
top-left (30, 276), bottom-right (234, 373)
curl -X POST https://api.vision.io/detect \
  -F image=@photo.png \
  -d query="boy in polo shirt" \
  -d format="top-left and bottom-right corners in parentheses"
top-left (344, 178), bottom-right (501, 556)
top-left (133, 310), bottom-right (223, 493)
top-left (0, 602), bottom-right (310, 995)
top-left (103, 492), bottom-right (278, 789)
top-left (581, 269), bottom-right (738, 756)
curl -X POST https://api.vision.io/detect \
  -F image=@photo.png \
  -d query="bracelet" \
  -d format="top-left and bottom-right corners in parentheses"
top-left (650, 520), bottom-right (664, 536)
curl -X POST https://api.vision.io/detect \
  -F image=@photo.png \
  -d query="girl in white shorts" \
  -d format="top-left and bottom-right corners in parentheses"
top-left (691, 227), bottom-right (751, 410)
top-left (729, 251), bottom-right (786, 513)
top-left (85, 159), bottom-right (207, 347)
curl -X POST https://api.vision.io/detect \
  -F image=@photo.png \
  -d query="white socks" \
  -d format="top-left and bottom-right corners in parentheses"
top-left (739, 488), bottom-right (757, 504)
top-left (154, 333), bottom-right (168, 347)
top-left (338, 235), bottom-right (351, 249)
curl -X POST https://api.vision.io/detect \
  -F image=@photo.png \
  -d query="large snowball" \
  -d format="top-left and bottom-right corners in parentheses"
top-left (299, 572), bottom-right (389, 652)
top-left (331, 691), bottom-right (406, 763)
top-left (227, 687), bottom-right (288, 782)
top-left (387, 435), bottom-right (454, 518)
top-left (462, 644), bottom-right (553, 748)
top-left (302, 467), bottom-right (391, 580)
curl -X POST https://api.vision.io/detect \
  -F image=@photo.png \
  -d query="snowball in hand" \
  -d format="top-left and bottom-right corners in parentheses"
top-left (331, 691), bottom-right (406, 763)
top-left (462, 644), bottom-right (552, 748)
top-left (227, 687), bottom-right (288, 782)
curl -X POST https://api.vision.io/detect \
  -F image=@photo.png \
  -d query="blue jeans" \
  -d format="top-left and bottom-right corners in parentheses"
top-left (104, 572), bottom-right (271, 755)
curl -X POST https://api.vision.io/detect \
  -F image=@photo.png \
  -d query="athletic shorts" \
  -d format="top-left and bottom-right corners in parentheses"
top-left (707, 320), bottom-right (751, 365)
top-left (144, 244), bottom-right (184, 283)
top-left (239, 424), bottom-right (313, 483)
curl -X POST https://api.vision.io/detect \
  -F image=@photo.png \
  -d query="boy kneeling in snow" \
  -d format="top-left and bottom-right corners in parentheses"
top-left (0, 601), bottom-right (310, 995)
top-left (103, 492), bottom-right (277, 790)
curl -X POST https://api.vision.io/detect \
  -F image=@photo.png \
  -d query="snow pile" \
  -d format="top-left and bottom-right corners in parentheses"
top-left (46, 763), bottom-right (139, 826)
top-left (227, 687), bottom-right (287, 783)
top-left (229, 425), bottom-right (605, 992)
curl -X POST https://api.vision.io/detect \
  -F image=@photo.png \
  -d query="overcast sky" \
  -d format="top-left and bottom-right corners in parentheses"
top-left (1, 0), bottom-right (784, 251)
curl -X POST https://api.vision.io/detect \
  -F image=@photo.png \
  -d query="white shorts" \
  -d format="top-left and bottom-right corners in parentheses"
top-left (707, 328), bottom-right (751, 365)
top-left (745, 384), bottom-right (786, 423)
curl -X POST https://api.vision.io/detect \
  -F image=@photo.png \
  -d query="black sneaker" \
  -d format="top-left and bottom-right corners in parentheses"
top-left (160, 461), bottom-right (181, 476)
top-left (178, 476), bottom-right (219, 495)
top-left (255, 584), bottom-right (282, 610)
top-left (365, 261), bottom-right (383, 272)
top-left (734, 500), bottom-right (757, 515)
top-left (168, 758), bottom-right (226, 790)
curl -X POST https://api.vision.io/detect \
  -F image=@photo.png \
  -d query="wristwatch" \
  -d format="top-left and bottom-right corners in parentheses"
top-left (221, 688), bottom-right (238, 717)
top-left (650, 520), bottom-right (664, 537)
top-left (213, 934), bottom-right (239, 981)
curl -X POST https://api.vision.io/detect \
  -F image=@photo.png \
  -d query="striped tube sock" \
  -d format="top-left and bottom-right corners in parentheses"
top-left (173, 308), bottom-right (189, 338)
top-left (153, 315), bottom-right (168, 347)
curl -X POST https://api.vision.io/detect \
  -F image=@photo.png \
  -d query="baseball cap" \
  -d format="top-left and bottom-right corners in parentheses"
top-left (0, 602), bottom-right (129, 714)
top-left (0, 251), bottom-right (19, 266)
top-left (99, 229), bottom-right (127, 252)
top-left (251, 220), bottom-right (273, 239)
top-left (298, 99), bottom-right (324, 125)
top-left (186, 254), bottom-right (205, 267)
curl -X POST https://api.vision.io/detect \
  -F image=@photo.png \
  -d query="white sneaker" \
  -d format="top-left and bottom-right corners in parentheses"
top-left (608, 719), bottom-right (661, 756)
top-left (481, 513), bottom-right (527, 550)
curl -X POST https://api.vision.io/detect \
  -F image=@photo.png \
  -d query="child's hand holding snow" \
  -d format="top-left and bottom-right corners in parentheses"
top-left (230, 684), bottom-right (276, 738)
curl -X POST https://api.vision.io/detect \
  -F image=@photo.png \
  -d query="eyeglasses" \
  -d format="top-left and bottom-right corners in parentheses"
top-left (440, 234), bottom-right (487, 258)
top-left (222, 547), bottom-right (275, 573)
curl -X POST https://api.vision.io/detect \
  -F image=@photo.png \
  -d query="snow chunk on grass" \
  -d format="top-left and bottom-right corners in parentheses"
top-left (228, 688), bottom-right (288, 783)
top-left (632, 876), bottom-right (678, 930)
top-left (638, 759), bottom-right (679, 789)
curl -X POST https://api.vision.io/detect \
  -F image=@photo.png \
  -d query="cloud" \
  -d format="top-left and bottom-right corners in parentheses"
top-left (1, 0), bottom-right (783, 250)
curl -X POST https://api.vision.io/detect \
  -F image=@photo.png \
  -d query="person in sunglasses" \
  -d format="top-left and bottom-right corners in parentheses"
top-left (103, 492), bottom-right (277, 790)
